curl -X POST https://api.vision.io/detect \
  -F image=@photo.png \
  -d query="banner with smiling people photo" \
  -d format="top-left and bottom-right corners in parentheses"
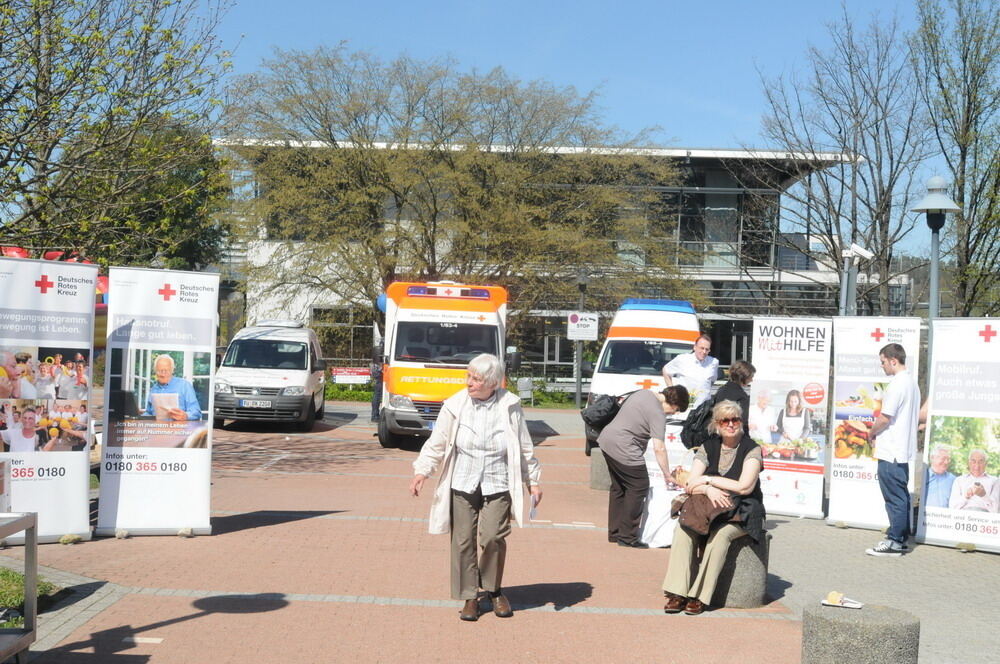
top-left (0, 257), bottom-right (98, 543)
top-left (827, 317), bottom-right (921, 530)
top-left (97, 267), bottom-right (219, 536)
top-left (916, 319), bottom-right (1000, 553)
top-left (748, 318), bottom-right (831, 519)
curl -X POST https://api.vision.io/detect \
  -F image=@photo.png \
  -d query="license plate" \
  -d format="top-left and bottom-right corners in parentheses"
top-left (240, 399), bottom-right (272, 408)
top-left (427, 420), bottom-right (435, 430)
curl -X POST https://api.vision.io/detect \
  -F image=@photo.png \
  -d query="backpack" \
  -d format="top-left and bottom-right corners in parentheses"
top-left (581, 392), bottom-right (636, 432)
top-left (680, 398), bottom-right (714, 449)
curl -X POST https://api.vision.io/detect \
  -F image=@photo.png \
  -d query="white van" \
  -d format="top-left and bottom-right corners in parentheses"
top-left (213, 321), bottom-right (326, 431)
top-left (584, 299), bottom-right (700, 454)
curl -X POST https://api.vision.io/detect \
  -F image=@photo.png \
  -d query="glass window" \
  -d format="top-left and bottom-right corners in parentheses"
top-left (596, 340), bottom-right (690, 376)
top-left (222, 340), bottom-right (308, 370)
top-left (394, 322), bottom-right (498, 363)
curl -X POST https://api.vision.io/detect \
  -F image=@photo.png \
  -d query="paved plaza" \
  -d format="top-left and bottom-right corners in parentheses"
top-left (1, 402), bottom-right (997, 663)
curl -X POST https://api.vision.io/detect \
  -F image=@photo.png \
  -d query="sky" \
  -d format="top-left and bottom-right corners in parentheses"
top-left (215, 0), bottom-right (919, 150)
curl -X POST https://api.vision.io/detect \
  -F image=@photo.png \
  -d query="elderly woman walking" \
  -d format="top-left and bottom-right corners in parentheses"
top-left (662, 399), bottom-right (765, 615)
top-left (410, 354), bottom-right (542, 622)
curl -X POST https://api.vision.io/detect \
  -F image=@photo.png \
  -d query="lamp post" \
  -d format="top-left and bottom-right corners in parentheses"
top-left (911, 176), bottom-right (960, 350)
top-left (575, 272), bottom-right (590, 409)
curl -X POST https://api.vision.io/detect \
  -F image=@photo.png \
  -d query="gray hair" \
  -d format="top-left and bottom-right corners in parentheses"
top-left (930, 446), bottom-right (952, 461)
top-left (969, 449), bottom-right (988, 462)
top-left (708, 399), bottom-right (743, 435)
top-left (153, 354), bottom-right (176, 371)
top-left (467, 353), bottom-right (504, 390)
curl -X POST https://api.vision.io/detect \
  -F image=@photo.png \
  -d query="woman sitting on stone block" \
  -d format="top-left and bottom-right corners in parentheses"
top-left (661, 400), bottom-right (766, 615)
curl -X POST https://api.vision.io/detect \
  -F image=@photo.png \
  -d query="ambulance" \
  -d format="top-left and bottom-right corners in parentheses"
top-left (584, 299), bottom-right (700, 454)
top-left (377, 281), bottom-right (509, 448)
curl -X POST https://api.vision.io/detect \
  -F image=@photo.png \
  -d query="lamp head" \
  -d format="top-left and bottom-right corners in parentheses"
top-left (911, 176), bottom-right (960, 233)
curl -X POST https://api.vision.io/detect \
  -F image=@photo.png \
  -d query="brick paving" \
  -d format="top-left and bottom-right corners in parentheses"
top-left (0, 402), bottom-right (996, 663)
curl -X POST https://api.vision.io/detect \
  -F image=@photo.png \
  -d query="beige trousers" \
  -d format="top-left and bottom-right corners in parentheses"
top-left (662, 522), bottom-right (747, 604)
top-left (451, 488), bottom-right (512, 600)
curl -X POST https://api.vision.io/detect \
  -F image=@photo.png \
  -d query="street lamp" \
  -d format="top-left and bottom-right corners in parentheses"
top-left (911, 176), bottom-right (960, 346)
top-left (575, 272), bottom-right (590, 409)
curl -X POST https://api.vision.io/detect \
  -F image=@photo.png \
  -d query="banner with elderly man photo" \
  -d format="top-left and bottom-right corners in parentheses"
top-left (748, 317), bottom-right (831, 519)
top-left (97, 267), bottom-right (218, 536)
top-left (826, 317), bottom-right (921, 530)
top-left (916, 319), bottom-right (1000, 553)
top-left (0, 257), bottom-right (98, 544)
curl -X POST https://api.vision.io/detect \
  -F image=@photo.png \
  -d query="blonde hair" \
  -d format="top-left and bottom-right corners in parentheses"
top-left (708, 399), bottom-right (743, 435)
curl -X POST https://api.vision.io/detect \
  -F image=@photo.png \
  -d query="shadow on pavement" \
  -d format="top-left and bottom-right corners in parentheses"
top-left (526, 420), bottom-right (560, 444)
top-left (211, 510), bottom-right (343, 536)
top-left (766, 573), bottom-right (792, 601)
top-left (34, 594), bottom-right (288, 664)
top-left (219, 419), bottom-right (345, 434)
top-left (505, 581), bottom-right (593, 611)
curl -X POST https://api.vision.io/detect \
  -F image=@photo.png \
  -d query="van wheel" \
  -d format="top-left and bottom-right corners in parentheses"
top-left (213, 418), bottom-right (225, 429)
top-left (377, 417), bottom-right (397, 448)
top-left (316, 398), bottom-right (325, 420)
top-left (296, 405), bottom-right (316, 432)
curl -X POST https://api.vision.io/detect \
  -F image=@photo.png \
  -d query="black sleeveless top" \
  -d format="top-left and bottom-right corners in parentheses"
top-left (702, 433), bottom-right (766, 542)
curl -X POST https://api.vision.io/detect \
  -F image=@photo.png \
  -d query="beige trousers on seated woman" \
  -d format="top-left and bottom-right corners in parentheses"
top-left (662, 522), bottom-right (747, 605)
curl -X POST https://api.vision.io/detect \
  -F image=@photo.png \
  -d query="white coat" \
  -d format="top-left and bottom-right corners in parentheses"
top-left (413, 388), bottom-right (541, 535)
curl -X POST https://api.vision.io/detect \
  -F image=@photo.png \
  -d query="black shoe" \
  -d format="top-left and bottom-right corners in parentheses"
top-left (617, 539), bottom-right (649, 549)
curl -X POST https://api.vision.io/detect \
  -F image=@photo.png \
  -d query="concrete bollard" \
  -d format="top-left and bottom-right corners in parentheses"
top-left (712, 532), bottom-right (770, 608)
top-left (802, 604), bottom-right (919, 664)
top-left (589, 451), bottom-right (611, 491)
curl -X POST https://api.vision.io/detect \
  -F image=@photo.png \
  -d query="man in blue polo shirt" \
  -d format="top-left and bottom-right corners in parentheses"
top-left (144, 354), bottom-right (202, 421)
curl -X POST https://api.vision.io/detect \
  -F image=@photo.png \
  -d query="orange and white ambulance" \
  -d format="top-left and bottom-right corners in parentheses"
top-left (584, 299), bottom-right (701, 454)
top-left (377, 281), bottom-right (509, 448)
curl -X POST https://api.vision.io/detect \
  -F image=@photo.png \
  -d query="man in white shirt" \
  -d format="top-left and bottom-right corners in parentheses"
top-left (748, 392), bottom-right (778, 444)
top-left (866, 343), bottom-right (920, 557)
top-left (949, 450), bottom-right (999, 512)
top-left (662, 334), bottom-right (718, 407)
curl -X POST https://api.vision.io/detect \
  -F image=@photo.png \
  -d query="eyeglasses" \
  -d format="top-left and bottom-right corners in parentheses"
top-left (716, 417), bottom-right (741, 426)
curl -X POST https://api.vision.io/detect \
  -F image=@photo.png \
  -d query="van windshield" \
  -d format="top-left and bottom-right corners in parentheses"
top-left (597, 340), bottom-right (691, 376)
top-left (394, 322), bottom-right (498, 363)
top-left (222, 340), bottom-right (309, 370)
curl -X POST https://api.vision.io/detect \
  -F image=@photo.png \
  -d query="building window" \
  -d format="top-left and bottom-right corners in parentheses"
top-left (312, 306), bottom-right (375, 362)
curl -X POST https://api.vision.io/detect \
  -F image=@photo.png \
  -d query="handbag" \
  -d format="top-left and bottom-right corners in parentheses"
top-left (671, 492), bottom-right (732, 536)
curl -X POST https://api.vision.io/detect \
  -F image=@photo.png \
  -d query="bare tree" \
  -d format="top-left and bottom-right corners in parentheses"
top-left (748, 8), bottom-right (931, 315)
top-left (914, 0), bottom-right (1000, 316)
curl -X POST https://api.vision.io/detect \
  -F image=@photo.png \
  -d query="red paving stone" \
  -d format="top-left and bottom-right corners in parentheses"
top-left (22, 407), bottom-right (801, 663)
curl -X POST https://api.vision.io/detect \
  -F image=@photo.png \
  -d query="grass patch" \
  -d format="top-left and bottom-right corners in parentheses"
top-left (0, 568), bottom-right (57, 628)
top-left (89, 472), bottom-right (100, 489)
top-left (324, 383), bottom-right (373, 402)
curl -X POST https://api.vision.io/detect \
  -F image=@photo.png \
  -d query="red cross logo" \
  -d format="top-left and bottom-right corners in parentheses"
top-left (477, 315), bottom-right (485, 322)
top-left (980, 325), bottom-right (997, 343)
top-left (443, 288), bottom-right (453, 296)
top-left (34, 275), bottom-right (54, 294)
top-left (636, 379), bottom-right (658, 389)
top-left (158, 284), bottom-right (177, 301)
top-left (871, 328), bottom-right (885, 342)
top-left (666, 433), bottom-right (678, 443)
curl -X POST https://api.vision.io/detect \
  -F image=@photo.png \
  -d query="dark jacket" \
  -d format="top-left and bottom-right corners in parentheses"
top-left (713, 380), bottom-right (750, 429)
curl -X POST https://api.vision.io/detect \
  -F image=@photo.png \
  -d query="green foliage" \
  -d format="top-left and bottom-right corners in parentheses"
top-left (929, 416), bottom-right (1000, 476)
top-left (0, 0), bottom-right (231, 266)
top-left (223, 45), bottom-right (703, 331)
top-left (0, 568), bottom-right (56, 626)
top-left (324, 382), bottom-right (373, 402)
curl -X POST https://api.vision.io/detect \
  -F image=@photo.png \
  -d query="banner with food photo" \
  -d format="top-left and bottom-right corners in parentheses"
top-left (0, 257), bottom-right (97, 543)
top-left (748, 317), bottom-right (831, 518)
top-left (97, 267), bottom-right (218, 536)
top-left (640, 419), bottom-right (695, 547)
top-left (916, 319), bottom-right (1000, 553)
top-left (827, 317), bottom-right (921, 530)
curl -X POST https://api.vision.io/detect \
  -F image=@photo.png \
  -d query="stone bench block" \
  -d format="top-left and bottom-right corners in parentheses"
top-left (802, 604), bottom-right (919, 664)
top-left (589, 451), bottom-right (611, 491)
top-left (712, 532), bottom-right (770, 608)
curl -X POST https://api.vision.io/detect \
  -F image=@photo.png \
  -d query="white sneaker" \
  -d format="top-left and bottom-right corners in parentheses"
top-left (865, 539), bottom-right (904, 557)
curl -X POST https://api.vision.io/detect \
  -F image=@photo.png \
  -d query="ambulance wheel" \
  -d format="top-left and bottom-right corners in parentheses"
top-left (377, 417), bottom-right (398, 448)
